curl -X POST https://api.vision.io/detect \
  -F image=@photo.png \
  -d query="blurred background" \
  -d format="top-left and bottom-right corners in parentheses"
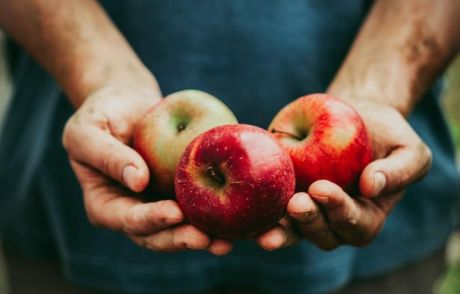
top-left (443, 57), bottom-right (460, 167)
top-left (436, 55), bottom-right (460, 294)
top-left (0, 30), bottom-right (11, 294)
top-left (0, 34), bottom-right (459, 294)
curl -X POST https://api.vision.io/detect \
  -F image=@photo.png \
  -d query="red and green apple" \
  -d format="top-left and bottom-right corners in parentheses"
top-left (134, 89), bottom-right (237, 197)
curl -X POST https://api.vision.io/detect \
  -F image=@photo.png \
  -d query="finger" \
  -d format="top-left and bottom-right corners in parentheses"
top-left (130, 224), bottom-right (210, 252)
top-left (93, 198), bottom-right (185, 236)
top-left (279, 217), bottom-right (301, 248)
top-left (372, 191), bottom-right (404, 217)
top-left (256, 216), bottom-right (300, 251)
top-left (360, 143), bottom-right (432, 198)
top-left (287, 192), bottom-right (341, 250)
top-left (309, 180), bottom-right (384, 246)
top-left (72, 160), bottom-right (184, 235)
top-left (63, 122), bottom-right (149, 192)
top-left (208, 239), bottom-right (233, 256)
top-left (256, 225), bottom-right (287, 251)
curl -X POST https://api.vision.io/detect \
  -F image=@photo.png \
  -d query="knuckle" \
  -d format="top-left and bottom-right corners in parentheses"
top-left (62, 113), bottom-right (85, 151)
top-left (62, 118), bottom-right (75, 151)
top-left (156, 200), bottom-right (176, 212)
top-left (86, 212), bottom-right (102, 227)
top-left (83, 198), bottom-right (102, 228)
top-left (154, 212), bottom-right (170, 228)
top-left (412, 142), bottom-right (432, 181)
top-left (152, 202), bottom-right (169, 221)
top-left (122, 205), bottom-right (154, 235)
top-left (109, 119), bottom-right (131, 143)
top-left (96, 142), bottom-right (123, 179)
top-left (172, 230), bottom-right (187, 249)
top-left (393, 169), bottom-right (409, 190)
top-left (122, 211), bottom-right (140, 234)
top-left (334, 215), bottom-right (358, 230)
top-left (421, 144), bottom-right (433, 171)
top-left (155, 200), bottom-right (183, 224)
top-left (423, 143), bottom-right (432, 161)
top-left (98, 152), bottom-right (113, 176)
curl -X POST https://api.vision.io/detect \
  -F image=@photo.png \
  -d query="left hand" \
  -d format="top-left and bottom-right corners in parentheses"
top-left (63, 85), bottom-right (233, 255)
top-left (256, 101), bottom-right (432, 251)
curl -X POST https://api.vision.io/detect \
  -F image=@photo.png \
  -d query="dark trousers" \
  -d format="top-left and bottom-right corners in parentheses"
top-left (3, 247), bottom-right (445, 294)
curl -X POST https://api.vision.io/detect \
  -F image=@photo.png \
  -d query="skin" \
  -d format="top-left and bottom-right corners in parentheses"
top-left (0, 0), bottom-right (231, 255)
top-left (0, 0), bottom-right (459, 254)
top-left (256, 0), bottom-right (460, 251)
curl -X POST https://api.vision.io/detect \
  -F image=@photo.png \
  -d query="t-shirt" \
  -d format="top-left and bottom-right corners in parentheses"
top-left (1, 1), bottom-right (459, 293)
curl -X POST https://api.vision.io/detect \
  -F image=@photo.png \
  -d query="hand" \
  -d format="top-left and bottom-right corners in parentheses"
top-left (256, 101), bottom-right (432, 251)
top-left (62, 85), bottom-right (232, 255)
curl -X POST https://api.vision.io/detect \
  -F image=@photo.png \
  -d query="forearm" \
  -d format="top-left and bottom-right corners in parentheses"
top-left (0, 0), bottom-right (159, 107)
top-left (328, 0), bottom-right (460, 116)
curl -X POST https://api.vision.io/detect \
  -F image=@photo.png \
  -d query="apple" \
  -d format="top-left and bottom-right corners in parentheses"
top-left (175, 124), bottom-right (296, 239)
top-left (268, 93), bottom-right (372, 194)
top-left (134, 89), bottom-right (237, 197)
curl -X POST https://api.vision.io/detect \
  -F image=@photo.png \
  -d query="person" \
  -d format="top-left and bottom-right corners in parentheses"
top-left (0, 0), bottom-right (459, 293)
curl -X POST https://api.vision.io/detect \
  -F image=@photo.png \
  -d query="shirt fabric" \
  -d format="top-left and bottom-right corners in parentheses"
top-left (1, 1), bottom-right (459, 293)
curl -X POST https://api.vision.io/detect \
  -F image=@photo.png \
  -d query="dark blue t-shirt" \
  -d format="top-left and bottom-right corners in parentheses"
top-left (1, 1), bottom-right (459, 293)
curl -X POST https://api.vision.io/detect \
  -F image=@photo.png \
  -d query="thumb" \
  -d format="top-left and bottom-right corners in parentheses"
top-left (63, 124), bottom-right (149, 192)
top-left (359, 143), bottom-right (432, 198)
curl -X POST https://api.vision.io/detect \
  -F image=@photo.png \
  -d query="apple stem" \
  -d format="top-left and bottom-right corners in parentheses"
top-left (177, 122), bottom-right (187, 133)
top-left (270, 128), bottom-right (304, 140)
top-left (206, 166), bottom-right (226, 185)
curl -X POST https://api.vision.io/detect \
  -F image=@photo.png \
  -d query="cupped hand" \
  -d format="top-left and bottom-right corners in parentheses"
top-left (62, 86), bottom-right (232, 255)
top-left (257, 101), bottom-right (432, 251)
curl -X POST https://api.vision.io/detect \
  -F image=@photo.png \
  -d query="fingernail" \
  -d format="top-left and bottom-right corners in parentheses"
top-left (290, 193), bottom-right (310, 213)
top-left (123, 165), bottom-right (139, 190)
top-left (268, 233), bottom-right (286, 250)
top-left (373, 172), bottom-right (386, 196)
top-left (310, 194), bottom-right (329, 204)
top-left (289, 193), bottom-right (314, 222)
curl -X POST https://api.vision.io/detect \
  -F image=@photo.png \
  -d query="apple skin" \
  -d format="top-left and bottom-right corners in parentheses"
top-left (268, 93), bottom-right (372, 194)
top-left (134, 90), bottom-right (237, 198)
top-left (175, 124), bottom-right (296, 239)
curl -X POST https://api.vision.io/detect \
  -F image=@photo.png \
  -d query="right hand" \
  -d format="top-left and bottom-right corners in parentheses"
top-left (62, 85), bottom-right (233, 255)
top-left (256, 100), bottom-right (432, 251)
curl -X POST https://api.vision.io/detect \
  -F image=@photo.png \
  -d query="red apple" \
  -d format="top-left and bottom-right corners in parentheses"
top-left (134, 90), bottom-right (237, 197)
top-left (268, 93), bottom-right (372, 194)
top-left (175, 124), bottom-right (295, 239)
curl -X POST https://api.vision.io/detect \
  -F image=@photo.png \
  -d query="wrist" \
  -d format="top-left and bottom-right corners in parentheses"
top-left (63, 55), bottom-right (161, 108)
top-left (327, 69), bottom-right (415, 117)
top-left (326, 0), bottom-right (459, 118)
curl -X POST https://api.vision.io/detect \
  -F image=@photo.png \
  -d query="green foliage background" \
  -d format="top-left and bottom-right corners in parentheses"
top-left (443, 55), bottom-right (460, 152)
top-left (437, 54), bottom-right (460, 294)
